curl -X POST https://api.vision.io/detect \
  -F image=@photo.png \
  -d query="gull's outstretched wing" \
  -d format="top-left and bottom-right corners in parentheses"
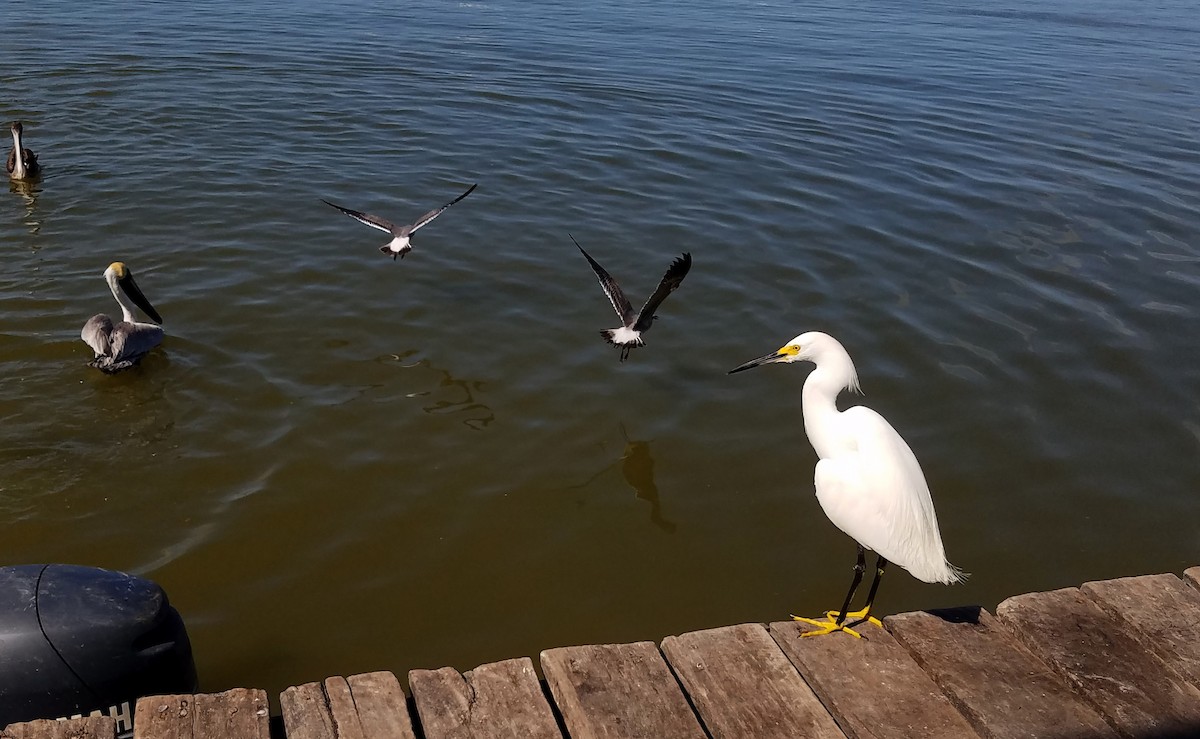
top-left (632, 253), bottom-right (691, 331)
top-left (322, 200), bottom-right (398, 235)
top-left (572, 235), bottom-right (634, 325)
top-left (405, 183), bottom-right (478, 236)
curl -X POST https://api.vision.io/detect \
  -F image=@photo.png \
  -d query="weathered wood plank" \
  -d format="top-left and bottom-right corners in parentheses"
top-left (660, 623), bottom-right (843, 739)
top-left (410, 658), bottom-right (560, 739)
top-left (1185, 566), bottom-right (1200, 591)
top-left (134, 695), bottom-right (193, 739)
top-left (886, 607), bottom-right (1118, 739)
top-left (1, 717), bottom-right (116, 739)
top-left (323, 678), bottom-right (367, 739)
top-left (190, 689), bottom-right (269, 739)
top-left (996, 586), bottom-right (1200, 736)
top-left (1082, 573), bottom-right (1200, 689)
top-left (280, 674), bottom-right (416, 739)
top-left (345, 672), bottom-right (417, 739)
top-left (541, 641), bottom-right (705, 739)
top-left (408, 668), bottom-right (469, 739)
top-left (279, 682), bottom-right (335, 739)
top-left (771, 618), bottom-right (977, 739)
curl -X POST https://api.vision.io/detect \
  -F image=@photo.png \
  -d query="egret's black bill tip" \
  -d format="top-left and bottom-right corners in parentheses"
top-left (728, 352), bottom-right (783, 375)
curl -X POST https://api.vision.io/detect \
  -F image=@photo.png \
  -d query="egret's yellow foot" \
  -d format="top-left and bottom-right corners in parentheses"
top-left (823, 607), bottom-right (882, 629)
top-left (791, 614), bottom-right (865, 639)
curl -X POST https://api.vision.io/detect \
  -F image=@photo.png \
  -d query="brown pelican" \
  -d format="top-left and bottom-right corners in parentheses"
top-left (571, 234), bottom-right (691, 361)
top-left (6, 121), bottom-right (40, 181)
top-left (81, 262), bottom-right (164, 373)
top-left (322, 183), bottom-right (477, 260)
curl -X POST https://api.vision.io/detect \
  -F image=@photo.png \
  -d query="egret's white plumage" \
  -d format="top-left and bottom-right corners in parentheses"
top-left (322, 183), bottom-right (477, 260)
top-left (7, 121), bottom-right (40, 181)
top-left (730, 331), bottom-right (963, 636)
top-left (81, 262), bottom-right (164, 373)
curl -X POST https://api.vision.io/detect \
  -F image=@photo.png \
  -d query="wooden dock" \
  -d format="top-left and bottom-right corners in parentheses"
top-left (6, 567), bottom-right (1200, 739)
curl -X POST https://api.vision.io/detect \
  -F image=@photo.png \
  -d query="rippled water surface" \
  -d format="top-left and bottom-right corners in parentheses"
top-left (3, 0), bottom-right (1199, 696)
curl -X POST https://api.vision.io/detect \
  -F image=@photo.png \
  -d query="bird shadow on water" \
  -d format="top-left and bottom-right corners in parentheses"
top-left (374, 349), bottom-right (495, 430)
top-left (569, 423), bottom-right (678, 533)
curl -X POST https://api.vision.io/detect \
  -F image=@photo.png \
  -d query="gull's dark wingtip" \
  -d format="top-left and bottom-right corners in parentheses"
top-left (449, 182), bottom-right (478, 204)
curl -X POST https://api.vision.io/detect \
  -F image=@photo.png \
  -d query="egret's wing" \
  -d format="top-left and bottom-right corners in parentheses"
top-left (818, 405), bottom-right (960, 584)
top-left (81, 314), bottom-right (114, 357)
top-left (322, 200), bottom-right (398, 235)
top-left (405, 183), bottom-right (477, 235)
top-left (631, 253), bottom-right (691, 331)
top-left (110, 322), bottom-right (165, 365)
top-left (571, 235), bottom-right (634, 324)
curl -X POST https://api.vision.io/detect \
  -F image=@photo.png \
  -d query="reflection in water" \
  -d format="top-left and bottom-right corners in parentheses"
top-left (7, 179), bottom-right (42, 235)
top-left (571, 424), bottom-right (677, 533)
top-left (619, 425), bottom-right (677, 533)
top-left (382, 351), bottom-right (495, 430)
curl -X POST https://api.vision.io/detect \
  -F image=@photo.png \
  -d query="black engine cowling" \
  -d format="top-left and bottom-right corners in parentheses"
top-left (0, 564), bottom-right (198, 737)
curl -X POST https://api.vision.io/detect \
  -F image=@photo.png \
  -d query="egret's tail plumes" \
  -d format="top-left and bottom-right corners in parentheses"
top-left (939, 563), bottom-right (969, 585)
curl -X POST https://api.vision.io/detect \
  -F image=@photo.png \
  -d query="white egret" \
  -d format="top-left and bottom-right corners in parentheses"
top-left (571, 234), bottom-right (691, 362)
top-left (322, 183), bottom-right (477, 260)
top-left (7, 121), bottom-right (40, 180)
top-left (81, 262), bottom-right (164, 373)
top-left (729, 331), bottom-right (964, 637)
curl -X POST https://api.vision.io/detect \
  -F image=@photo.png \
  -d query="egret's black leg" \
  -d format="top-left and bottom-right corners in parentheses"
top-left (833, 546), bottom-right (867, 626)
top-left (794, 545), bottom-right (877, 638)
top-left (850, 556), bottom-right (889, 627)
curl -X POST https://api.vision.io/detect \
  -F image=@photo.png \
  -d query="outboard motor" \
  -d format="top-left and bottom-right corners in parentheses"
top-left (0, 564), bottom-right (197, 738)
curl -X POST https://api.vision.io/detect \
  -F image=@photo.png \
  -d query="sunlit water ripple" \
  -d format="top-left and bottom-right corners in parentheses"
top-left (2, 0), bottom-right (1199, 696)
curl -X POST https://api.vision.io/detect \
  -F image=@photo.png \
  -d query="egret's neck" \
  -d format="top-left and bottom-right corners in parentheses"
top-left (108, 275), bottom-right (137, 323)
top-left (801, 351), bottom-right (859, 460)
top-left (10, 129), bottom-right (26, 179)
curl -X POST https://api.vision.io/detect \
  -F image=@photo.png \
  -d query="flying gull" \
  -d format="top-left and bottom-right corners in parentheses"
top-left (572, 234), bottom-right (691, 362)
top-left (322, 183), bottom-right (477, 260)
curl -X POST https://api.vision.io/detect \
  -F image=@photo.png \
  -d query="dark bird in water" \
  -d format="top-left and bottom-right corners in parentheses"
top-left (322, 183), bottom-right (477, 260)
top-left (571, 234), bottom-right (691, 361)
top-left (7, 121), bottom-right (40, 181)
top-left (80, 262), bottom-right (164, 373)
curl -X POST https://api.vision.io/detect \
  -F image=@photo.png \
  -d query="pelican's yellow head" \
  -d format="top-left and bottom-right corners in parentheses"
top-left (102, 261), bottom-right (163, 325)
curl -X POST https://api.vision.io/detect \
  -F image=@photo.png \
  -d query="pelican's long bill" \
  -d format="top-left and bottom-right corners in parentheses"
top-left (727, 344), bottom-right (799, 374)
top-left (118, 271), bottom-right (163, 324)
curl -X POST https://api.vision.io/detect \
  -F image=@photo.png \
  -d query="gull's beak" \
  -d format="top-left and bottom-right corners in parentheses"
top-left (728, 350), bottom-right (788, 374)
top-left (118, 272), bottom-right (163, 324)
